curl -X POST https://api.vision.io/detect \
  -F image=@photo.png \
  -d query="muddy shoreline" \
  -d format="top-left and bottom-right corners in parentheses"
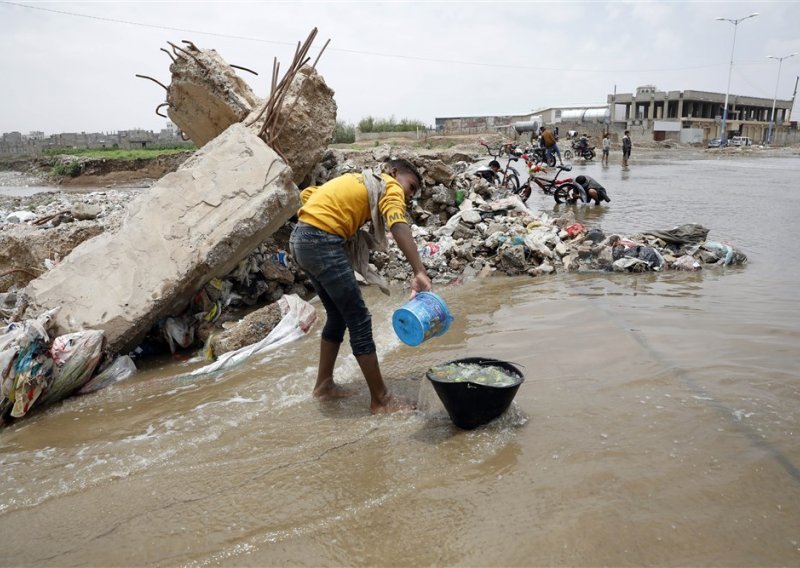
top-left (2, 138), bottom-right (798, 193)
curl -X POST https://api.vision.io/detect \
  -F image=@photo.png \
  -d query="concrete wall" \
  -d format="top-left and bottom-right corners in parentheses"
top-left (680, 129), bottom-right (705, 144)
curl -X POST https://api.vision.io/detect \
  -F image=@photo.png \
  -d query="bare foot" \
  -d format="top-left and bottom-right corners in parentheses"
top-left (370, 391), bottom-right (417, 414)
top-left (313, 380), bottom-right (357, 399)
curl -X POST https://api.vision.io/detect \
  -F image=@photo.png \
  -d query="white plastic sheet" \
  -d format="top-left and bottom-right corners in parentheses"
top-left (189, 294), bottom-right (317, 376)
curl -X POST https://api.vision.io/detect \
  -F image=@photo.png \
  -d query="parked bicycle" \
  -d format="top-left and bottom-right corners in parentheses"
top-left (479, 140), bottom-right (521, 191)
top-left (514, 163), bottom-right (580, 203)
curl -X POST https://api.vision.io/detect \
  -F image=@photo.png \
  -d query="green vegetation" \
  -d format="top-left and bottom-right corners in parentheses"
top-left (44, 145), bottom-right (195, 161)
top-left (333, 120), bottom-right (356, 144)
top-left (50, 162), bottom-right (83, 177)
top-left (357, 115), bottom-right (427, 133)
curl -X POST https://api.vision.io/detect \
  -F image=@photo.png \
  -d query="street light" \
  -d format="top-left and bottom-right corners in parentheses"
top-left (766, 52), bottom-right (797, 144)
top-left (715, 12), bottom-right (759, 147)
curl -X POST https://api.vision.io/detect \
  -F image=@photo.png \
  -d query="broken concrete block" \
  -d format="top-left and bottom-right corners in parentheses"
top-left (71, 203), bottom-right (102, 221)
top-left (167, 48), bottom-right (261, 147)
top-left (460, 210), bottom-right (482, 226)
top-left (210, 302), bottom-right (284, 356)
top-left (25, 123), bottom-right (299, 355)
top-left (372, 144), bottom-right (392, 162)
top-left (423, 160), bottom-right (456, 186)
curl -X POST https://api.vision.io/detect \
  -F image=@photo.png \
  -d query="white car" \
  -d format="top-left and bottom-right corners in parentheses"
top-left (730, 136), bottom-right (752, 146)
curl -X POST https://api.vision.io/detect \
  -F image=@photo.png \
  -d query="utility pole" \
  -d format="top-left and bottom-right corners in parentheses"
top-left (766, 53), bottom-right (797, 144)
top-left (715, 12), bottom-right (759, 147)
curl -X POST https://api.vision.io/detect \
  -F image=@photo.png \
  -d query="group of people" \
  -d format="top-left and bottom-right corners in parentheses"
top-left (538, 126), bottom-right (632, 168)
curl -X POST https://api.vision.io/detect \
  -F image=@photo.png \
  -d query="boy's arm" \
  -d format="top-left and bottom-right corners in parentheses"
top-left (390, 222), bottom-right (432, 294)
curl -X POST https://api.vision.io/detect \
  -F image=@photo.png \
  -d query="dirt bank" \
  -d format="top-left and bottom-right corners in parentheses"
top-left (0, 151), bottom-right (195, 190)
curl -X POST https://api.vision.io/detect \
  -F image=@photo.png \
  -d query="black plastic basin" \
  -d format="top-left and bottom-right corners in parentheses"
top-left (426, 357), bottom-right (524, 429)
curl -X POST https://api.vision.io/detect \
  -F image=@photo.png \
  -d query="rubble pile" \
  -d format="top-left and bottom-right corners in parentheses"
top-left (1, 189), bottom-right (138, 295)
top-left (302, 147), bottom-right (748, 286)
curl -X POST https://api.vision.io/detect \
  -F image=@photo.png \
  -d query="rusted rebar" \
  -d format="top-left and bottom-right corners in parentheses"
top-left (181, 39), bottom-right (199, 51)
top-left (155, 102), bottom-right (169, 118)
top-left (168, 41), bottom-right (204, 67)
top-left (33, 210), bottom-right (70, 226)
top-left (257, 27), bottom-right (325, 150)
top-left (271, 38), bottom-right (331, 143)
top-left (160, 47), bottom-right (176, 63)
top-left (135, 74), bottom-right (169, 91)
top-left (230, 64), bottom-right (258, 76)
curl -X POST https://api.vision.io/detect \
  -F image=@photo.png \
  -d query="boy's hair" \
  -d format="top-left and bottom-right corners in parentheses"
top-left (489, 160), bottom-right (501, 169)
top-left (384, 159), bottom-right (422, 186)
top-left (624, 130), bottom-right (630, 135)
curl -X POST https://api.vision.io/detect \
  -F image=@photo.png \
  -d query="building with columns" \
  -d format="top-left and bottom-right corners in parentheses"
top-left (608, 85), bottom-right (796, 144)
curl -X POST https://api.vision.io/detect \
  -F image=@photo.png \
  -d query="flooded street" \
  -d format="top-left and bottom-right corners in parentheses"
top-left (1, 155), bottom-right (799, 566)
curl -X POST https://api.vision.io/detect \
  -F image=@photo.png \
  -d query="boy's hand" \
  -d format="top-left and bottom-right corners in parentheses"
top-left (410, 271), bottom-right (432, 298)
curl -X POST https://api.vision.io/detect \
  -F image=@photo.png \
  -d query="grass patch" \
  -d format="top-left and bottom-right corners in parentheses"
top-left (44, 146), bottom-right (195, 161)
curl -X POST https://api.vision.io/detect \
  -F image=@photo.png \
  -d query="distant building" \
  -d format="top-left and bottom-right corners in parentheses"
top-left (0, 122), bottom-right (193, 156)
top-left (434, 113), bottom-right (534, 135)
top-left (433, 85), bottom-right (798, 146)
top-left (609, 85), bottom-right (796, 144)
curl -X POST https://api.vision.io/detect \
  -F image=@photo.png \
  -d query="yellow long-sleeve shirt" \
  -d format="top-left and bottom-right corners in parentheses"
top-left (298, 173), bottom-right (408, 239)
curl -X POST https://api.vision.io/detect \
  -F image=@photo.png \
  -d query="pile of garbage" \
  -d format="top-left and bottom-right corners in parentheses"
top-left (0, 308), bottom-right (136, 422)
top-left (305, 147), bottom-right (748, 285)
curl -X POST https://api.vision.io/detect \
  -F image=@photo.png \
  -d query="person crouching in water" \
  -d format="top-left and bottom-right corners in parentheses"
top-left (475, 160), bottom-right (501, 183)
top-left (574, 175), bottom-right (611, 205)
top-left (289, 159), bottom-right (432, 413)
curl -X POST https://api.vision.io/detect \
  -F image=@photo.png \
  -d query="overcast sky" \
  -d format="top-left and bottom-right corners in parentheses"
top-left (1, 0), bottom-right (799, 135)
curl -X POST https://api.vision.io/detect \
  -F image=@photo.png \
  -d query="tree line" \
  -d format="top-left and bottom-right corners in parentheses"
top-left (334, 116), bottom-right (427, 143)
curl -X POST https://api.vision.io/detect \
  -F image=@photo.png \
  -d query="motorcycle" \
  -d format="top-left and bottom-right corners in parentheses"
top-left (563, 140), bottom-right (596, 161)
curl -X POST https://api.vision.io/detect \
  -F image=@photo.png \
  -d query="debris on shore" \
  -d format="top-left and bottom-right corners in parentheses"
top-left (0, 32), bottom-right (748, 424)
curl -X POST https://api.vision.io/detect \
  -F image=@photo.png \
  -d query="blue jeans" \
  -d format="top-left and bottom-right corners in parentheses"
top-left (546, 144), bottom-right (561, 161)
top-left (289, 222), bottom-right (375, 356)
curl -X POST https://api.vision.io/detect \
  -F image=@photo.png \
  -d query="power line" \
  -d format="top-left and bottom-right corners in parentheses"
top-left (0, 0), bottom-right (769, 74)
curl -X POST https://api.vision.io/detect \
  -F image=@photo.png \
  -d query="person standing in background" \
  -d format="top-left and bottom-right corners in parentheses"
top-left (602, 133), bottom-right (610, 166)
top-left (539, 126), bottom-right (564, 166)
top-left (622, 130), bottom-right (632, 167)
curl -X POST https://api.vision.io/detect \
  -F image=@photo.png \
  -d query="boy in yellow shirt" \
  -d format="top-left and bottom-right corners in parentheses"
top-left (289, 159), bottom-right (432, 413)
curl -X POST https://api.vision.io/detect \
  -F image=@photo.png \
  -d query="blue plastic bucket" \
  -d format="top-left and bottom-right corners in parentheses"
top-left (392, 291), bottom-right (454, 346)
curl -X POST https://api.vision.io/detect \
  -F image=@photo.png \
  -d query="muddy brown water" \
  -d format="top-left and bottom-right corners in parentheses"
top-left (1, 155), bottom-right (799, 566)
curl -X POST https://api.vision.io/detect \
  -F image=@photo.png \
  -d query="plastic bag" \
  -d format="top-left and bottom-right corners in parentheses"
top-left (163, 315), bottom-right (195, 353)
top-left (565, 223), bottom-right (586, 237)
top-left (673, 255), bottom-right (702, 270)
top-left (79, 355), bottom-right (137, 394)
top-left (39, 330), bottom-right (104, 406)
